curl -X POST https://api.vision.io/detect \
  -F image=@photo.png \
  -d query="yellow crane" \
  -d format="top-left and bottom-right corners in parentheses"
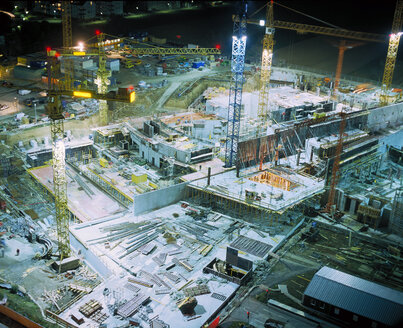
top-left (94, 31), bottom-right (111, 126)
top-left (257, 0), bottom-right (274, 127)
top-left (47, 0), bottom-right (72, 260)
top-left (380, 0), bottom-right (403, 105)
top-left (46, 3), bottom-right (135, 260)
top-left (79, 32), bottom-right (221, 56)
top-left (243, 2), bottom-right (385, 126)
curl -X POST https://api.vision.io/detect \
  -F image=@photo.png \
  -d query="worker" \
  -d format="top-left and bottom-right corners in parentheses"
top-left (15, 248), bottom-right (20, 256)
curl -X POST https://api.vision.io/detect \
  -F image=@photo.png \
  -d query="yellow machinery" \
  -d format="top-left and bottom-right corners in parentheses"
top-left (380, 0), bottom-right (403, 105)
top-left (132, 173), bottom-right (147, 184)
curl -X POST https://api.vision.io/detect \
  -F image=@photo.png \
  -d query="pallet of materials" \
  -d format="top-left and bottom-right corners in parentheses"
top-left (184, 284), bottom-right (210, 297)
top-left (79, 299), bottom-right (102, 317)
top-left (117, 293), bottom-right (150, 318)
top-left (128, 277), bottom-right (153, 288)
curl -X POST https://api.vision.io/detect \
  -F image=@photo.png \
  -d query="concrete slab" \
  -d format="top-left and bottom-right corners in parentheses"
top-left (66, 202), bottom-right (288, 327)
top-left (28, 165), bottom-right (125, 222)
top-left (189, 161), bottom-right (324, 213)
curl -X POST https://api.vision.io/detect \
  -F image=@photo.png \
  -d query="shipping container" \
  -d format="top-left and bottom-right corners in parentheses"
top-left (17, 57), bottom-right (27, 66)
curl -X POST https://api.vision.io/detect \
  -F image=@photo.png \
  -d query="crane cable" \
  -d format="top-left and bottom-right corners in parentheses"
top-left (274, 1), bottom-right (342, 29)
top-left (252, 1), bottom-right (343, 30)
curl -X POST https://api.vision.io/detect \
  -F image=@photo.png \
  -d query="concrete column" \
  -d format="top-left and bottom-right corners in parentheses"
top-left (207, 167), bottom-right (211, 186)
top-left (296, 149), bottom-right (301, 166)
top-left (349, 199), bottom-right (356, 215)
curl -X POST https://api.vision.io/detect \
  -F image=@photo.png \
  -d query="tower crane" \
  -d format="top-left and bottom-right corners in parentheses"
top-left (94, 31), bottom-right (111, 126)
top-left (325, 111), bottom-right (346, 214)
top-left (257, 0), bottom-right (274, 127)
top-left (61, 0), bottom-right (73, 90)
top-left (380, 0), bottom-right (403, 105)
top-left (224, 2), bottom-right (247, 168)
top-left (46, 0), bottom-right (73, 260)
top-left (55, 33), bottom-right (220, 124)
top-left (333, 40), bottom-right (362, 91)
top-left (45, 2), bottom-right (134, 260)
top-left (242, 2), bottom-right (385, 127)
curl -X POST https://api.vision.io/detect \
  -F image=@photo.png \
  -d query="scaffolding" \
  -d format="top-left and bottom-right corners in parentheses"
top-left (249, 170), bottom-right (299, 191)
top-left (390, 188), bottom-right (403, 236)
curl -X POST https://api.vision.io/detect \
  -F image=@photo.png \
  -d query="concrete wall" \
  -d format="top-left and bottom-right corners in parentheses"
top-left (70, 231), bottom-right (112, 279)
top-left (377, 128), bottom-right (403, 154)
top-left (271, 68), bottom-right (298, 83)
top-left (133, 181), bottom-right (189, 215)
top-left (192, 119), bottom-right (226, 142)
top-left (368, 102), bottom-right (403, 131)
top-left (138, 142), bottom-right (162, 168)
top-left (1, 115), bottom-right (100, 146)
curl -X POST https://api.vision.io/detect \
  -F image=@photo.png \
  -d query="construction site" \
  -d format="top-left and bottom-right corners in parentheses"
top-left (0, 1), bottom-right (403, 328)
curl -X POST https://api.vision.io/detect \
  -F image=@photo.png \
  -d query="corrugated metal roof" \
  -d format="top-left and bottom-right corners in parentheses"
top-left (304, 266), bottom-right (403, 326)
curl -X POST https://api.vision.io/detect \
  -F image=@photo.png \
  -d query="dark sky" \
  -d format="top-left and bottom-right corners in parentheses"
top-left (0, 1), bottom-right (401, 82)
top-left (0, 1), bottom-right (398, 35)
top-left (248, 0), bottom-right (397, 33)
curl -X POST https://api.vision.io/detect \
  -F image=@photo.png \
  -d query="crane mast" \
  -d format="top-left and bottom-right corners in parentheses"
top-left (47, 55), bottom-right (70, 260)
top-left (326, 112), bottom-right (346, 213)
top-left (94, 32), bottom-right (111, 126)
top-left (47, 0), bottom-right (72, 260)
top-left (61, 0), bottom-right (73, 90)
top-left (257, 1), bottom-right (274, 127)
top-left (380, 0), bottom-right (403, 105)
top-left (224, 4), bottom-right (247, 168)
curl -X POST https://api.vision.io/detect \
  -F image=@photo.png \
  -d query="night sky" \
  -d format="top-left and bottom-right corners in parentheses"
top-left (0, 1), bottom-right (401, 83)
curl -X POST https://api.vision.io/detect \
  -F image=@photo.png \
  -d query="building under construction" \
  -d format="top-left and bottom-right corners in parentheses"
top-left (0, 1), bottom-right (403, 328)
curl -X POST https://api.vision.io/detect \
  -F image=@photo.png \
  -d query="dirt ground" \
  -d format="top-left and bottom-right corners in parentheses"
top-left (255, 223), bottom-right (403, 312)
